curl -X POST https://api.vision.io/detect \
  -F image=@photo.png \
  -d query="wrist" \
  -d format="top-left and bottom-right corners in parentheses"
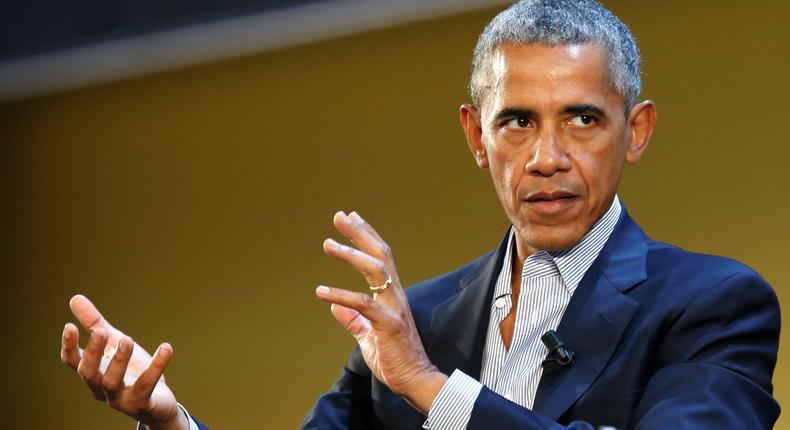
top-left (146, 406), bottom-right (189, 430)
top-left (402, 368), bottom-right (448, 415)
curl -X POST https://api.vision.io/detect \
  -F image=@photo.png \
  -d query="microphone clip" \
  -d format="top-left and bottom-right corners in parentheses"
top-left (541, 330), bottom-right (576, 368)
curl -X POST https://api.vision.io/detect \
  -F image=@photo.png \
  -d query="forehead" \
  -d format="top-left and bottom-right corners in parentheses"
top-left (481, 43), bottom-right (623, 113)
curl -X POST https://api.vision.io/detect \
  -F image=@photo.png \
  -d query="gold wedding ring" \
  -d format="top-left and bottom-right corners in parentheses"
top-left (369, 276), bottom-right (392, 293)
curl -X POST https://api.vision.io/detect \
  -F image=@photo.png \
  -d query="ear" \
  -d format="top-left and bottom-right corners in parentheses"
top-left (460, 104), bottom-right (489, 168)
top-left (624, 100), bottom-right (657, 164)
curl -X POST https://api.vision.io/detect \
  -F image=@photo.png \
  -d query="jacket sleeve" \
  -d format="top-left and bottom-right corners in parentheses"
top-left (300, 347), bottom-right (374, 429)
top-left (466, 271), bottom-right (781, 430)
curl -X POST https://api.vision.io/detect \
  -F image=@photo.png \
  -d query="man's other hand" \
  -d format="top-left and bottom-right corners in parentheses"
top-left (315, 211), bottom-right (448, 414)
top-left (60, 294), bottom-right (189, 430)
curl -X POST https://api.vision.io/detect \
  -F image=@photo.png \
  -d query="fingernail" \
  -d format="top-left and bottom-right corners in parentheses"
top-left (118, 337), bottom-right (130, 353)
top-left (350, 212), bottom-right (363, 222)
top-left (62, 325), bottom-right (70, 340)
top-left (316, 286), bottom-right (330, 296)
top-left (160, 343), bottom-right (172, 358)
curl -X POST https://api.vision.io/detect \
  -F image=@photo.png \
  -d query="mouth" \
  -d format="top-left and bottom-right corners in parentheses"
top-left (524, 190), bottom-right (578, 202)
top-left (523, 190), bottom-right (579, 215)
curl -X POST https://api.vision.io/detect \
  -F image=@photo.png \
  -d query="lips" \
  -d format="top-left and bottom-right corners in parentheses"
top-left (524, 190), bottom-right (578, 202)
top-left (522, 190), bottom-right (579, 216)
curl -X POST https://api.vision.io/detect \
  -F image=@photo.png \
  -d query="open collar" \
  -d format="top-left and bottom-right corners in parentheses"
top-left (493, 195), bottom-right (622, 300)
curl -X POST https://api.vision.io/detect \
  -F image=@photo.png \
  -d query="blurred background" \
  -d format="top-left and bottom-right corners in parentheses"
top-left (1, 1), bottom-right (788, 428)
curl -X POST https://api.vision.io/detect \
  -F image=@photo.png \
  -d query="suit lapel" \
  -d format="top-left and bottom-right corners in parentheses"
top-left (428, 232), bottom-right (509, 380)
top-left (532, 210), bottom-right (649, 420)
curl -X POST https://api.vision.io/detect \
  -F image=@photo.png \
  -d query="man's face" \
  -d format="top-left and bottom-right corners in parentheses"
top-left (461, 43), bottom-right (654, 256)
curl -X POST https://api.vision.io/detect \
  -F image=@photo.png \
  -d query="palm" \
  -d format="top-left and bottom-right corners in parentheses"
top-left (362, 331), bottom-right (406, 390)
top-left (356, 322), bottom-right (382, 373)
top-left (139, 380), bottom-right (178, 422)
top-left (62, 295), bottom-right (180, 427)
top-left (330, 290), bottom-right (425, 395)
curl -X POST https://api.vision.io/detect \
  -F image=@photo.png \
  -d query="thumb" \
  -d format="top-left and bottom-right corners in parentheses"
top-left (330, 303), bottom-right (371, 338)
top-left (69, 294), bottom-right (113, 332)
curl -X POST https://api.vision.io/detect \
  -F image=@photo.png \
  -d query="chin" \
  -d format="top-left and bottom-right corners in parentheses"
top-left (520, 224), bottom-right (585, 253)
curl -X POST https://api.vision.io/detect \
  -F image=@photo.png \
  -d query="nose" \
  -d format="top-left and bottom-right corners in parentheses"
top-left (524, 126), bottom-right (571, 177)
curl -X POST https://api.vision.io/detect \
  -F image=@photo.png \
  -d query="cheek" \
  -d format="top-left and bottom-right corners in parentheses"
top-left (501, 159), bottom-right (520, 194)
top-left (489, 150), bottom-right (522, 205)
top-left (573, 144), bottom-right (625, 203)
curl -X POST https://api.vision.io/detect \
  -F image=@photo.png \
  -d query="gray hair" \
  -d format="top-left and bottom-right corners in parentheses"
top-left (470, 0), bottom-right (641, 110)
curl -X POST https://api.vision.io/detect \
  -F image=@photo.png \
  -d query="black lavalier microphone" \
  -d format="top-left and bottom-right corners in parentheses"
top-left (541, 330), bottom-right (576, 368)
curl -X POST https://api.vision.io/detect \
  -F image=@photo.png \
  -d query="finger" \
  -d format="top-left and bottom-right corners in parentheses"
top-left (340, 212), bottom-right (404, 301)
top-left (61, 323), bottom-right (82, 370)
top-left (330, 303), bottom-right (372, 338)
top-left (323, 238), bottom-right (389, 287)
top-left (316, 285), bottom-right (385, 325)
top-left (332, 212), bottom-right (406, 308)
top-left (131, 343), bottom-right (173, 399)
top-left (101, 336), bottom-right (134, 399)
top-left (77, 327), bottom-right (109, 400)
top-left (349, 211), bottom-right (386, 245)
top-left (333, 212), bottom-right (392, 262)
top-left (70, 294), bottom-right (113, 332)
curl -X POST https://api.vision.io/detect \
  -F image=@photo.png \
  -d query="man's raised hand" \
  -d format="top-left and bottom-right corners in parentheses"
top-left (60, 295), bottom-right (188, 430)
top-left (315, 211), bottom-right (448, 414)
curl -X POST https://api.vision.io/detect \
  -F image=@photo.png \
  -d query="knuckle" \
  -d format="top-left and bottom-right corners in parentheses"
top-left (375, 261), bottom-right (387, 275)
top-left (128, 398), bottom-right (147, 415)
top-left (82, 372), bottom-right (99, 385)
top-left (105, 397), bottom-right (119, 410)
top-left (114, 349), bottom-right (130, 363)
top-left (86, 338), bottom-right (103, 352)
top-left (356, 294), bottom-right (374, 310)
top-left (77, 365), bottom-right (91, 380)
top-left (86, 316), bottom-right (106, 331)
top-left (136, 378), bottom-right (153, 392)
top-left (380, 243), bottom-right (393, 258)
top-left (101, 376), bottom-right (121, 392)
top-left (79, 367), bottom-right (101, 386)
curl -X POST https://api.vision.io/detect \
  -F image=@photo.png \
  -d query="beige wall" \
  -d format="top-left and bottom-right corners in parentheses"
top-left (2, 2), bottom-right (788, 428)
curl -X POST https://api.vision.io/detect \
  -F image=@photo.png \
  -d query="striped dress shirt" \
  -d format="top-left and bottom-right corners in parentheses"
top-left (424, 196), bottom-right (622, 429)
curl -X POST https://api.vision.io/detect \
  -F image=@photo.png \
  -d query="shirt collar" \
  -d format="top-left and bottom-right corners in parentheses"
top-left (493, 195), bottom-right (622, 298)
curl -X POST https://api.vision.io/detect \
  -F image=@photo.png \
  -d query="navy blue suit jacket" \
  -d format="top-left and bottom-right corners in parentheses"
top-left (297, 210), bottom-right (780, 428)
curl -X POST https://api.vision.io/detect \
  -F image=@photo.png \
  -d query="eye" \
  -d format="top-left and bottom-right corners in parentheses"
top-left (504, 117), bottom-right (530, 129)
top-left (568, 115), bottom-right (597, 128)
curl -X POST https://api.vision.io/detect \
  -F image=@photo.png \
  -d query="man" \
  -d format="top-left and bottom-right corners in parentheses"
top-left (61, 1), bottom-right (780, 429)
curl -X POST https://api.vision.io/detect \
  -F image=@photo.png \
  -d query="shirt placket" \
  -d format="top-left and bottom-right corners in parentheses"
top-left (497, 254), bottom-right (560, 407)
top-left (481, 293), bottom-right (512, 391)
top-left (518, 274), bottom-right (565, 407)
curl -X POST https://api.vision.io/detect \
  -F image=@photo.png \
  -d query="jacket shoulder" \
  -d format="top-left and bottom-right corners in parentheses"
top-left (645, 240), bottom-right (770, 287)
top-left (637, 239), bottom-right (779, 336)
